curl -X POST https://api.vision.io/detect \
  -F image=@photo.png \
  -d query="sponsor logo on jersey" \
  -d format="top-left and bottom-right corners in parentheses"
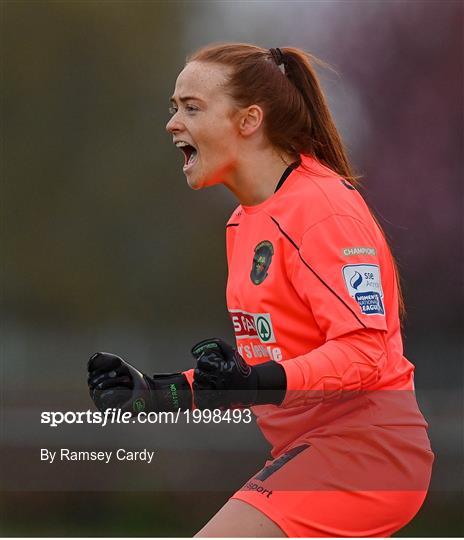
top-left (342, 246), bottom-right (377, 257)
top-left (250, 240), bottom-right (274, 285)
top-left (230, 310), bottom-right (282, 361)
top-left (342, 264), bottom-right (385, 315)
top-left (230, 310), bottom-right (276, 343)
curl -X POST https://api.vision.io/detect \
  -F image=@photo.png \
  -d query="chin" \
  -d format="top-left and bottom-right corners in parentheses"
top-left (186, 173), bottom-right (205, 190)
top-left (186, 170), bottom-right (221, 190)
top-left (185, 161), bottom-right (232, 191)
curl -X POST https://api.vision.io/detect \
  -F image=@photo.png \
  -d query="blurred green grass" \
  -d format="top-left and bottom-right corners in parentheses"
top-left (0, 492), bottom-right (228, 537)
top-left (0, 490), bottom-right (462, 537)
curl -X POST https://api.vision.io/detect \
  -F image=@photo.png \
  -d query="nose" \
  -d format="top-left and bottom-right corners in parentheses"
top-left (166, 114), bottom-right (182, 134)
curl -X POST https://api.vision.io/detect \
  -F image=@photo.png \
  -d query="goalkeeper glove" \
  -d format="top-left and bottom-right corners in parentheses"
top-left (87, 352), bottom-right (192, 414)
top-left (192, 338), bottom-right (286, 410)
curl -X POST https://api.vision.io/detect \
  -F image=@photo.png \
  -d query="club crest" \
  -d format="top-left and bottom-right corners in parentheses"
top-left (250, 241), bottom-right (274, 285)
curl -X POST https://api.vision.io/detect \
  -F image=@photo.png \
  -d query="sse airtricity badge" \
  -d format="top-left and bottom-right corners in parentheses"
top-left (250, 241), bottom-right (274, 285)
top-left (342, 264), bottom-right (385, 315)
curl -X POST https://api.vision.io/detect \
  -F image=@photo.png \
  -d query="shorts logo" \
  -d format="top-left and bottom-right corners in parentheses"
top-left (342, 264), bottom-right (385, 316)
top-left (230, 310), bottom-right (276, 343)
top-left (250, 240), bottom-right (274, 285)
top-left (243, 481), bottom-right (273, 498)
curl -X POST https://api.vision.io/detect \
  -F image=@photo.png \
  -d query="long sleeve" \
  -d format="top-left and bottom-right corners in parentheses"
top-left (280, 328), bottom-right (387, 407)
top-left (279, 212), bottom-right (393, 407)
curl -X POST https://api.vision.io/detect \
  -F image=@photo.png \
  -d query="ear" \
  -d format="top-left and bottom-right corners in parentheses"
top-left (238, 105), bottom-right (264, 137)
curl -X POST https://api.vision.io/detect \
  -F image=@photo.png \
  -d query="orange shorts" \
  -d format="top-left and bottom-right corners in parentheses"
top-left (231, 426), bottom-right (433, 537)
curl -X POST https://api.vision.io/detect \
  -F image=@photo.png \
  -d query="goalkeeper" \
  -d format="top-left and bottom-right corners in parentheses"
top-left (88, 43), bottom-right (433, 538)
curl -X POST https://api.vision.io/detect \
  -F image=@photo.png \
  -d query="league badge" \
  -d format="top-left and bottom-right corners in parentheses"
top-left (342, 264), bottom-right (385, 315)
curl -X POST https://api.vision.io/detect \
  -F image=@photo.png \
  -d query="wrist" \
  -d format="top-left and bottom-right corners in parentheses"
top-left (253, 361), bottom-right (287, 405)
top-left (146, 373), bottom-right (193, 411)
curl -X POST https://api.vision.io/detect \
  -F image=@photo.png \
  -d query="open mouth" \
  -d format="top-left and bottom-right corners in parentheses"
top-left (175, 141), bottom-right (198, 170)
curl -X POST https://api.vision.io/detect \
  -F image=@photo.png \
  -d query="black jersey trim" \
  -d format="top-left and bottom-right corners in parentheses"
top-left (226, 161), bottom-right (299, 229)
top-left (270, 216), bottom-right (368, 329)
top-left (340, 178), bottom-right (356, 190)
top-left (274, 160), bottom-right (301, 194)
top-left (254, 444), bottom-right (310, 481)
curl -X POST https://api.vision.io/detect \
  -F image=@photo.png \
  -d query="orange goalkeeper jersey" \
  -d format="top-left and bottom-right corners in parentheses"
top-left (224, 154), bottom-right (427, 456)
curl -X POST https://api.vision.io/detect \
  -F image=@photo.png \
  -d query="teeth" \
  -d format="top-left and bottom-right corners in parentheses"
top-left (174, 141), bottom-right (198, 168)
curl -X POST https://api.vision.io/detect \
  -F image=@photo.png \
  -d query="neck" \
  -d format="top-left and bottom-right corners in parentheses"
top-left (224, 147), bottom-right (297, 206)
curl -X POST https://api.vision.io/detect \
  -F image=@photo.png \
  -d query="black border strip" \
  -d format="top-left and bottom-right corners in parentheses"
top-left (270, 217), bottom-right (367, 329)
top-left (255, 444), bottom-right (310, 481)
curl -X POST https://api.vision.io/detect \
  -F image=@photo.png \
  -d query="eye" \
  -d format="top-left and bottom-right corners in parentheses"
top-left (185, 105), bottom-right (198, 113)
top-left (168, 106), bottom-right (178, 115)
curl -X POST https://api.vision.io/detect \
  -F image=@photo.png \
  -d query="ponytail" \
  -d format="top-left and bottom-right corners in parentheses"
top-left (281, 48), bottom-right (361, 188)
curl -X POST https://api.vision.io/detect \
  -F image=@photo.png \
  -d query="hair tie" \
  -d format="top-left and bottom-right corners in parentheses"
top-left (269, 48), bottom-right (286, 74)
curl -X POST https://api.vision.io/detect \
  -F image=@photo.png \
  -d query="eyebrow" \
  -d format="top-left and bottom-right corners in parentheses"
top-left (170, 95), bottom-right (206, 105)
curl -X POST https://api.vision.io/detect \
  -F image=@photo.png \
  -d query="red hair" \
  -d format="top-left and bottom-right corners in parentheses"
top-left (187, 43), bottom-right (405, 318)
top-left (188, 43), bottom-right (361, 187)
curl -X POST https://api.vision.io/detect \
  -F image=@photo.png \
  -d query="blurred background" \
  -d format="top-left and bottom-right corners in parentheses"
top-left (1, 0), bottom-right (462, 536)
